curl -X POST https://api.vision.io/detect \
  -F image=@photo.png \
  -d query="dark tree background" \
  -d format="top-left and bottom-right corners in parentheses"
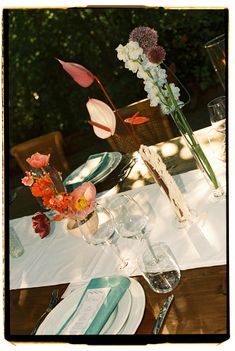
top-left (6, 7), bottom-right (226, 147)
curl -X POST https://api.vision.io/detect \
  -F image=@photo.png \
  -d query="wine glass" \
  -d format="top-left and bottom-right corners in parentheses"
top-left (80, 202), bottom-right (128, 270)
top-left (207, 96), bottom-right (226, 132)
top-left (204, 34), bottom-right (226, 91)
top-left (207, 96), bottom-right (226, 163)
top-left (107, 194), bottom-right (155, 265)
top-left (107, 194), bottom-right (149, 240)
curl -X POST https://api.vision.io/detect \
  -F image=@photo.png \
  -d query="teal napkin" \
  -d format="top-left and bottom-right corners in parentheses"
top-left (57, 276), bottom-right (130, 335)
top-left (86, 152), bottom-right (109, 182)
top-left (65, 152), bottom-right (109, 192)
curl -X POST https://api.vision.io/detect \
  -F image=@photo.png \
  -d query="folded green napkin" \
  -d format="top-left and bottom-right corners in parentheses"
top-left (57, 276), bottom-right (130, 335)
top-left (85, 152), bottom-right (109, 182)
top-left (65, 152), bottom-right (109, 192)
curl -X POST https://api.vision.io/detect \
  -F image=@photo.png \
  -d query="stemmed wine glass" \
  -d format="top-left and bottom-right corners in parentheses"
top-left (208, 96), bottom-right (226, 132)
top-left (107, 194), bottom-right (155, 262)
top-left (207, 96), bottom-right (226, 162)
top-left (80, 202), bottom-right (129, 270)
top-left (204, 34), bottom-right (225, 91)
top-left (108, 194), bottom-right (181, 293)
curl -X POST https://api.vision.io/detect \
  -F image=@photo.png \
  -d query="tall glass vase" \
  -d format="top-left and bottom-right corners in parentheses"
top-left (165, 83), bottom-right (224, 198)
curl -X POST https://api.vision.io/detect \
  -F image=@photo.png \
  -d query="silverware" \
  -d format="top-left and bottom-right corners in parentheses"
top-left (31, 289), bottom-right (59, 335)
top-left (152, 294), bottom-right (174, 334)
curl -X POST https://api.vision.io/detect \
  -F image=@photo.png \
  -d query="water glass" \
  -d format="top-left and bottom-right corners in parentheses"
top-left (10, 227), bottom-right (24, 258)
top-left (207, 96), bottom-right (226, 132)
top-left (207, 128), bottom-right (226, 163)
top-left (107, 194), bottom-right (149, 240)
top-left (138, 242), bottom-right (180, 293)
top-left (207, 96), bottom-right (226, 162)
top-left (204, 34), bottom-right (225, 90)
top-left (81, 203), bottom-right (129, 270)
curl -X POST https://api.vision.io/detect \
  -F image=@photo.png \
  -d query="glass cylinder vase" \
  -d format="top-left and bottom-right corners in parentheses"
top-left (43, 164), bottom-right (66, 193)
top-left (165, 82), bottom-right (224, 198)
top-left (169, 108), bottom-right (224, 198)
top-left (66, 211), bottom-right (97, 238)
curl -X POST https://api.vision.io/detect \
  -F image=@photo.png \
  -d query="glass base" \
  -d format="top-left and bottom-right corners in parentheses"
top-left (209, 185), bottom-right (226, 203)
top-left (172, 209), bottom-right (198, 229)
top-left (118, 260), bottom-right (136, 275)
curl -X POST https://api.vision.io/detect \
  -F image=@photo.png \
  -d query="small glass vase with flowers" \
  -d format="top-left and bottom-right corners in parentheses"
top-left (21, 152), bottom-right (97, 239)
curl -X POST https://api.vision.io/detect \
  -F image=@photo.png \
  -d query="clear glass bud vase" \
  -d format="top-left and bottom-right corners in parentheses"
top-left (170, 109), bottom-right (224, 198)
top-left (43, 164), bottom-right (66, 193)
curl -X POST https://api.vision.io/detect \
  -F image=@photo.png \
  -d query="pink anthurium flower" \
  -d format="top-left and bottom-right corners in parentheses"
top-left (87, 120), bottom-right (112, 134)
top-left (57, 59), bottom-right (95, 88)
top-left (86, 98), bottom-right (116, 139)
top-left (124, 112), bottom-right (150, 125)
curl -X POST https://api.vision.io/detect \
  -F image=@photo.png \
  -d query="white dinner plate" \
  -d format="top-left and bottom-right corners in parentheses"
top-left (90, 152), bottom-right (122, 184)
top-left (64, 152), bottom-right (122, 187)
top-left (36, 279), bottom-right (132, 335)
top-left (119, 278), bottom-right (146, 334)
top-left (100, 289), bottom-right (131, 334)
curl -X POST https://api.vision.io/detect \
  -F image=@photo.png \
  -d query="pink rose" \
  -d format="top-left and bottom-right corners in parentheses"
top-left (32, 212), bottom-right (51, 238)
top-left (21, 171), bottom-right (34, 186)
top-left (26, 152), bottom-right (50, 168)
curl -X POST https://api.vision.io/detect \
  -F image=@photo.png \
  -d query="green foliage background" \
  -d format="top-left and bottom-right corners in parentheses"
top-left (6, 8), bottom-right (226, 147)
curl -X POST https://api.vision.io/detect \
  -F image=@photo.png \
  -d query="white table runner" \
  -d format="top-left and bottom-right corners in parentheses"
top-left (10, 165), bottom-right (226, 290)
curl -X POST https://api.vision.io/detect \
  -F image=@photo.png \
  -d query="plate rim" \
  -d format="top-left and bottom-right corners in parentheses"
top-left (64, 151), bottom-right (122, 186)
top-left (91, 151), bottom-right (122, 184)
top-left (64, 152), bottom-right (110, 185)
top-left (118, 278), bottom-right (146, 334)
top-left (36, 276), bottom-right (133, 335)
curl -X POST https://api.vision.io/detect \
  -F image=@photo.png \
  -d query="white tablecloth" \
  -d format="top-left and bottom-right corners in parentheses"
top-left (10, 165), bottom-right (226, 290)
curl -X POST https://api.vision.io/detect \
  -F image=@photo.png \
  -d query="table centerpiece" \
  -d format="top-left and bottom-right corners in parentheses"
top-left (116, 26), bottom-right (224, 198)
top-left (21, 152), bottom-right (97, 238)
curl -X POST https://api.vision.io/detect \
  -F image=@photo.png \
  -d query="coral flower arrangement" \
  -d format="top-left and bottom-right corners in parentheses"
top-left (22, 152), bottom-right (96, 238)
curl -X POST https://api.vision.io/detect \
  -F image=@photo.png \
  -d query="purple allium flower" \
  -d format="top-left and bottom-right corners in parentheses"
top-left (129, 26), bottom-right (158, 54)
top-left (147, 45), bottom-right (166, 64)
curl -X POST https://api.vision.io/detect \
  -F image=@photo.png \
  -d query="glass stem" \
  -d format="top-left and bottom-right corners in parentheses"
top-left (109, 242), bottom-right (128, 269)
top-left (143, 236), bottom-right (172, 290)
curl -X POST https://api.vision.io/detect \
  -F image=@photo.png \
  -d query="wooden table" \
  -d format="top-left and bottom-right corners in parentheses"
top-left (7, 127), bottom-right (228, 343)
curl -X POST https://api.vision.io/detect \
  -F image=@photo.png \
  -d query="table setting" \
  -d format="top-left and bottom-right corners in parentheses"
top-left (7, 24), bottom-right (228, 342)
top-left (9, 139), bottom-right (227, 337)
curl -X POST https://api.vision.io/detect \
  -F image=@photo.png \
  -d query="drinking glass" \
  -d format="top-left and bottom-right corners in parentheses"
top-left (204, 34), bottom-right (226, 90)
top-left (80, 203), bottom-right (128, 269)
top-left (207, 96), bottom-right (226, 132)
top-left (107, 194), bottom-right (150, 239)
top-left (10, 226), bottom-right (24, 258)
top-left (137, 242), bottom-right (181, 293)
top-left (207, 96), bottom-right (226, 162)
top-left (107, 194), bottom-right (156, 270)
